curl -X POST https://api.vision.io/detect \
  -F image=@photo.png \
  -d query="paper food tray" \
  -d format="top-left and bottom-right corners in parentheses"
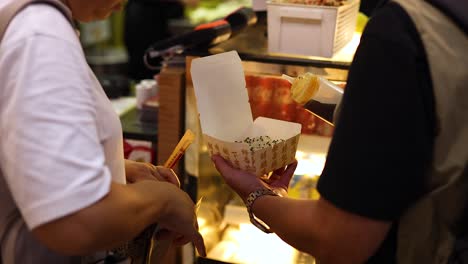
top-left (191, 51), bottom-right (301, 176)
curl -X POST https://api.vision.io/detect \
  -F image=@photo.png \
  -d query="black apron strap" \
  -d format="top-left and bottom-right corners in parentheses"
top-left (0, 210), bottom-right (22, 264)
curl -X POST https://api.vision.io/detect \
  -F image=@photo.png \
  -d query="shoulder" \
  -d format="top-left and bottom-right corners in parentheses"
top-left (365, 2), bottom-right (425, 50)
top-left (2, 3), bottom-right (79, 47)
top-left (363, 2), bottom-right (422, 55)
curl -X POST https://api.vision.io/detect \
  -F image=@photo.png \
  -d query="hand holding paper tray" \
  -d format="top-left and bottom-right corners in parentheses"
top-left (191, 51), bottom-right (302, 176)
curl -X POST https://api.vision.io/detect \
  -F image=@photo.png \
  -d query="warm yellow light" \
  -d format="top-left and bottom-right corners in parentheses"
top-left (197, 217), bottom-right (207, 228)
top-left (295, 152), bottom-right (326, 176)
top-left (295, 150), bottom-right (306, 159)
top-left (213, 224), bottom-right (297, 264)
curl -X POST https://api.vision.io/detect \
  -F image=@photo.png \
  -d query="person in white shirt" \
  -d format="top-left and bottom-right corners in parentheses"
top-left (0, 0), bottom-right (206, 263)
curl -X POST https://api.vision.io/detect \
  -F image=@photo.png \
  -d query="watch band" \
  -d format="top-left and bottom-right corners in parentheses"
top-left (245, 188), bottom-right (279, 233)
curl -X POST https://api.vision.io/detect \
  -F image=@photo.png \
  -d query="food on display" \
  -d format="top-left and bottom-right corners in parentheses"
top-left (272, 0), bottom-right (348, 6)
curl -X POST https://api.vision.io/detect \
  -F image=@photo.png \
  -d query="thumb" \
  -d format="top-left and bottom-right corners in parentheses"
top-left (211, 155), bottom-right (238, 180)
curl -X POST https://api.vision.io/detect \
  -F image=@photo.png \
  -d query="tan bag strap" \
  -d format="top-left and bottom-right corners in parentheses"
top-left (0, 210), bottom-right (22, 264)
top-left (0, 1), bottom-right (73, 263)
top-left (0, 0), bottom-right (74, 44)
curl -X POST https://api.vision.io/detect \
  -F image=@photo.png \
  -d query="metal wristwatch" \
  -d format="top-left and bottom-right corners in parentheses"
top-left (245, 188), bottom-right (280, 233)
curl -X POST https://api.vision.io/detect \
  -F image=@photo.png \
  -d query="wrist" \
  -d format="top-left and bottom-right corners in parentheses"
top-left (245, 188), bottom-right (280, 233)
top-left (131, 181), bottom-right (174, 223)
top-left (251, 193), bottom-right (273, 213)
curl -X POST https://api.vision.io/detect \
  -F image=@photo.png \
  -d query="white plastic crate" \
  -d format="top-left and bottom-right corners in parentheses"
top-left (267, 0), bottom-right (359, 58)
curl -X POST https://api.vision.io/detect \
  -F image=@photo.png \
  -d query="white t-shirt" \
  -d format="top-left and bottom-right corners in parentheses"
top-left (0, 2), bottom-right (126, 263)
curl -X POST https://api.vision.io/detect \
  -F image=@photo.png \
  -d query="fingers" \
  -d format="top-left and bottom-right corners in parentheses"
top-left (125, 160), bottom-right (158, 183)
top-left (155, 166), bottom-right (181, 187)
top-left (159, 231), bottom-right (206, 257)
top-left (173, 235), bottom-right (191, 246)
top-left (211, 155), bottom-right (237, 181)
top-left (147, 166), bottom-right (165, 182)
top-left (192, 232), bottom-right (207, 257)
top-left (171, 233), bottom-right (206, 257)
top-left (273, 166), bottom-right (286, 176)
top-left (212, 155), bottom-right (275, 199)
top-left (276, 160), bottom-right (298, 188)
top-left (267, 167), bottom-right (285, 182)
top-left (154, 228), bottom-right (173, 241)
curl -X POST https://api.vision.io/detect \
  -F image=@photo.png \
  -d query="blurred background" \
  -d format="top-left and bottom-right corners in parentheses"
top-left (79, 0), bottom-right (252, 95)
top-left (78, 1), bottom-right (376, 263)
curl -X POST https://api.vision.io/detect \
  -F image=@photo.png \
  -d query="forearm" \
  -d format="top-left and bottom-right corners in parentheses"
top-left (33, 181), bottom-right (175, 255)
top-left (252, 196), bottom-right (391, 264)
top-left (212, 154), bottom-right (390, 262)
top-left (252, 196), bottom-right (323, 256)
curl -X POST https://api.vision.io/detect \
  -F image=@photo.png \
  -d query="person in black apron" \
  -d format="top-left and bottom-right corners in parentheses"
top-left (212, 0), bottom-right (468, 263)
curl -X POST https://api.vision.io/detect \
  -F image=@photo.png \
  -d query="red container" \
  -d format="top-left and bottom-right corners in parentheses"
top-left (270, 78), bottom-right (296, 122)
top-left (250, 77), bottom-right (275, 119)
top-left (245, 75), bottom-right (258, 103)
